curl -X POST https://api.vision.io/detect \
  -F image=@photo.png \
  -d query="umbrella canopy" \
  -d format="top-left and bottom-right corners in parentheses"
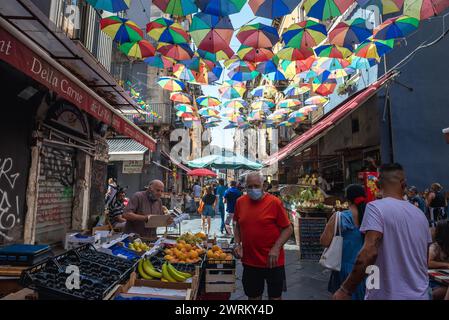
top-left (187, 168), bottom-right (217, 177)
top-left (173, 63), bottom-right (197, 81)
top-left (303, 0), bottom-right (355, 21)
top-left (170, 92), bottom-right (192, 103)
top-left (288, 110), bottom-right (307, 123)
top-left (188, 154), bottom-right (263, 169)
top-left (146, 18), bottom-right (190, 44)
top-left (119, 40), bottom-right (155, 59)
top-left (197, 96), bottom-right (222, 107)
top-left (373, 15), bottom-right (420, 40)
top-left (156, 42), bottom-right (194, 60)
top-left (237, 23), bottom-right (280, 48)
top-left (312, 80), bottom-right (337, 96)
top-left (403, 0), bottom-right (449, 20)
top-left (305, 95), bottom-right (328, 105)
top-left (222, 99), bottom-right (248, 110)
top-left (248, 109), bottom-right (267, 121)
top-left (87, 0), bottom-right (131, 12)
top-left (227, 60), bottom-right (259, 80)
top-left (196, 0), bottom-right (247, 16)
top-left (314, 44), bottom-right (353, 58)
top-left (249, 0), bottom-right (302, 19)
top-left (199, 107), bottom-right (221, 118)
top-left (157, 76), bottom-right (186, 91)
top-left (196, 47), bottom-right (234, 62)
top-left (283, 83), bottom-right (311, 96)
top-left (190, 13), bottom-right (234, 53)
top-left (237, 45), bottom-right (274, 63)
top-left (144, 54), bottom-right (177, 68)
top-left (251, 85), bottom-right (278, 98)
top-left (175, 103), bottom-right (195, 113)
top-left (276, 46), bottom-right (315, 61)
top-left (329, 18), bottom-right (372, 49)
top-left (219, 81), bottom-right (247, 99)
top-left (349, 56), bottom-right (377, 69)
top-left (153, 0), bottom-right (198, 17)
top-left (277, 98), bottom-right (302, 109)
top-left (315, 57), bottom-right (350, 70)
top-left (354, 38), bottom-right (394, 60)
top-left (380, 0), bottom-right (405, 14)
top-left (299, 105), bottom-right (319, 113)
top-left (100, 16), bottom-right (143, 44)
top-left (224, 122), bottom-right (239, 129)
top-left (264, 69), bottom-right (287, 81)
top-left (282, 19), bottom-right (327, 49)
top-left (280, 57), bottom-right (316, 77)
top-left (251, 99), bottom-right (276, 110)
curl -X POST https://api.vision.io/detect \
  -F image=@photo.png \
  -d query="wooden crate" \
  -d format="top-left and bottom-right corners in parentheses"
top-left (205, 268), bottom-right (236, 293)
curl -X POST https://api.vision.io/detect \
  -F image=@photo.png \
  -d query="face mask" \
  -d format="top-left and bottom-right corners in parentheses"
top-left (247, 188), bottom-right (263, 201)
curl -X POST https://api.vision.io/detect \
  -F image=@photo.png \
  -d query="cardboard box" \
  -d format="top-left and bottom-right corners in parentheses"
top-left (145, 215), bottom-right (171, 228)
top-left (64, 232), bottom-right (100, 250)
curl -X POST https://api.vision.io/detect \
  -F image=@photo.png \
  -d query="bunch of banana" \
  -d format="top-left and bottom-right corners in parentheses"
top-left (161, 262), bottom-right (192, 283)
top-left (137, 258), bottom-right (162, 280)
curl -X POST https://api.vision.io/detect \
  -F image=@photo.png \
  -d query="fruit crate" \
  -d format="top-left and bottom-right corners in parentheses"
top-left (20, 245), bottom-right (136, 300)
top-left (205, 268), bottom-right (236, 293)
top-left (149, 248), bottom-right (204, 274)
top-left (204, 249), bottom-right (236, 270)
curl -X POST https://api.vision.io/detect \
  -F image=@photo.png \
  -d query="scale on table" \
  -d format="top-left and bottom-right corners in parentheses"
top-left (0, 244), bottom-right (53, 266)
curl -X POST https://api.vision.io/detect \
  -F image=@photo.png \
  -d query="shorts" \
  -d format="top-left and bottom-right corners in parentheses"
top-left (225, 212), bottom-right (234, 225)
top-left (242, 264), bottom-right (286, 299)
top-left (202, 205), bottom-right (214, 217)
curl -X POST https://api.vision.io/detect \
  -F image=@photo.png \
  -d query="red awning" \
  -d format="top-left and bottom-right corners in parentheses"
top-left (263, 70), bottom-right (399, 166)
top-left (161, 150), bottom-right (192, 173)
top-left (187, 169), bottom-right (217, 177)
top-left (0, 22), bottom-right (156, 151)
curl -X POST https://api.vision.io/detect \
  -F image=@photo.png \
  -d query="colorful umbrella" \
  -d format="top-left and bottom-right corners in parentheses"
top-left (190, 13), bottom-right (234, 53)
top-left (299, 105), bottom-right (319, 113)
top-left (303, 0), bottom-right (355, 21)
top-left (187, 168), bottom-right (217, 177)
top-left (224, 122), bottom-right (239, 129)
top-left (144, 54), bottom-right (177, 68)
top-left (314, 44), bottom-right (353, 58)
top-left (327, 68), bottom-right (355, 79)
top-left (177, 111), bottom-right (194, 118)
top-left (305, 95), bottom-right (328, 105)
top-left (279, 121), bottom-right (293, 127)
top-left (156, 42), bottom-right (194, 60)
top-left (329, 18), bottom-right (372, 49)
top-left (380, 0), bottom-right (404, 14)
top-left (237, 45), bottom-right (274, 63)
top-left (277, 98), bottom-right (302, 109)
top-left (100, 16), bottom-right (143, 43)
top-left (283, 83), bottom-right (311, 96)
top-left (199, 107), bottom-right (221, 117)
top-left (279, 57), bottom-right (316, 78)
top-left (312, 80), bottom-right (337, 96)
top-left (87, 0), bottom-right (131, 12)
top-left (157, 76), bottom-right (185, 91)
top-left (222, 99), bottom-right (248, 110)
top-left (119, 40), bottom-right (155, 59)
top-left (171, 92), bottom-right (192, 104)
top-left (197, 96), bottom-right (222, 107)
top-left (249, 0), bottom-right (302, 19)
top-left (228, 60), bottom-right (259, 81)
top-left (175, 103), bottom-right (194, 113)
top-left (315, 57), bottom-right (350, 70)
top-left (251, 99), bottom-right (276, 111)
top-left (237, 23), bottom-right (280, 48)
top-left (264, 69), bottom-right (287, 81)
top-left (153, 0), bottom-right (198, 17)
top-left (354, 38), bottom-right (394, 60)
top-left (282, 19), bottom-right (327, 48)
top-left (349, 56), bottom-right (377, 69)
top-left (173, 63), bottom-right (197, 81)
top-left (373, 15), bottom-right (419, 40)
top-left (196, 0), bottom-right (247, 16)
top-left (256, 58), bottom-right (280, 74)
top-left (403, 0), bottom-right (449, 20)
top-left (196, 47), bottom-right (234, 62)
top-left (248, 109), bottom-right (267, 121)
top-left (207, 66), bottom-right (224, 84)
top-left (146, 18), bottom-right (190, 44)
top-left (276, 47), bottom-right (315, 61)
top-left (219, 81), bottom-right (247, 99)
top-left (251, 85), bottom-right (278, 98)
top-left (288, 110), bottom-right (307, 123)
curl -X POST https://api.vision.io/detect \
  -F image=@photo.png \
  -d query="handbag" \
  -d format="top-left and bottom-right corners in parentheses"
top-left (319, 211), bottom-right (343, 271)
top-left (198, 201), bottom-right (204, 214)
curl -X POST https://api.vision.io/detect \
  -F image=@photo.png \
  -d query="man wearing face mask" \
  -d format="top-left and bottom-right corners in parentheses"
top-left (123, 180), bottom-right (173, 239)
top-left (233, 172), bottom-right (293, 300)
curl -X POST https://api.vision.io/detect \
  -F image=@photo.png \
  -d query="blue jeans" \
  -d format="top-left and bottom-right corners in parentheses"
top-left (218, 203), bottom-right (225, 232)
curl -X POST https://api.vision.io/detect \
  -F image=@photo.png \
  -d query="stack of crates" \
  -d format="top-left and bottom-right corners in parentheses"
top-left (204, 249), bottom-right (236, 293)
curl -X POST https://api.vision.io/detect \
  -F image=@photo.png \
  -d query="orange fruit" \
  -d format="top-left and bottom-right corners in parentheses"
top-left (190, 251), bottom-right (199, 259)
top-left (225, 254), bottom-right (233, 260)
top-left (178, 240), bottom-right (186, 245)
top-left (212, 245), bottom-right (220, 252)
top-left (207, 250), bottom-right (214, 258)
top-left (185, 244), bottom-right (192, 251)
top-left (219, 253), bottom-right (227, 260)
top-left (164, 255), bottom-right (173, 260)
top-left (186, 258), bottom-right (194, 263)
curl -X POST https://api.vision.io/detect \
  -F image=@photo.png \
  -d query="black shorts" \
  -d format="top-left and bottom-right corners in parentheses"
top-left (242, 264), bottom-right (286, 298)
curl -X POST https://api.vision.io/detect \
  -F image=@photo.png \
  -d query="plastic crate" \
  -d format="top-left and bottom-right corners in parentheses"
top-left (148, 247), bottom-right (204, 274)
top-left (204, 249), bottom-right (236, 269)
top-left (0, 244), bottom-right (53, 266)
top-left (20, 245), bottom-right (136, 300)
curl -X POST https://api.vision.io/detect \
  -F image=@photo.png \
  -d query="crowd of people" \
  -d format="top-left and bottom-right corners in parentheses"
top-left (100, 165), bottom-right (449, 301)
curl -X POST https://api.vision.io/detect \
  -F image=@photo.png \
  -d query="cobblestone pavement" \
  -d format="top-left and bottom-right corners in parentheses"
top-left (160, 215), bottom-right (332, 300)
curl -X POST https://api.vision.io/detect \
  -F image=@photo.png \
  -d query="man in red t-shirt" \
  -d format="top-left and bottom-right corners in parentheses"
top-left (233, 172), bottom-right (293, 300)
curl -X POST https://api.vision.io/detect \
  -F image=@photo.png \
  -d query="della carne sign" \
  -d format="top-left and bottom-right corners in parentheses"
top-left (0, 26), bottom-right (156, 152)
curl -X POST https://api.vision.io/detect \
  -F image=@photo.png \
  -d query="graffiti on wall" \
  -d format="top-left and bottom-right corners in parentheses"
top-left (0, 158), bottom-right (21, 241)
top-left (41, 145), bottom-right (75, 187)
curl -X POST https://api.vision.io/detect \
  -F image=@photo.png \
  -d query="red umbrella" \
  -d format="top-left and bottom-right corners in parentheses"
top-left (187, 168), bottom-right (217, 177)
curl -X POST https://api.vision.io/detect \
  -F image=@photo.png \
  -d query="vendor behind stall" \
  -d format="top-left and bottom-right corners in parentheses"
top-left (123, 180), bottom-right (173, 239)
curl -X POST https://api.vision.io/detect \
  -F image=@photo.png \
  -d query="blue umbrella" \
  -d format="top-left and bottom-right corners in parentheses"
top-left (196, 0), bottom-right (247, 16)
top-left (249, 0), bottom-right (302, 19)
top-left (87, 0), bottom-right (131, 12)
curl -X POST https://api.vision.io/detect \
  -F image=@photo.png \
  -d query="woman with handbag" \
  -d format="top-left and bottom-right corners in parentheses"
top-left (320, 184), bottom-right (367, 300)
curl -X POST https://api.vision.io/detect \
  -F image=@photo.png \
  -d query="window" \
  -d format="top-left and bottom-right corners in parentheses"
top-left (352, 118), bottom-right (359, 133)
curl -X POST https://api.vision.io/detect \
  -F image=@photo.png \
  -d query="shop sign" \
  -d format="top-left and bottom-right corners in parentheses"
top-left (0, 26), bottom-right (156, 152)
top-left (123, 160), bottom-right (143, 174)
